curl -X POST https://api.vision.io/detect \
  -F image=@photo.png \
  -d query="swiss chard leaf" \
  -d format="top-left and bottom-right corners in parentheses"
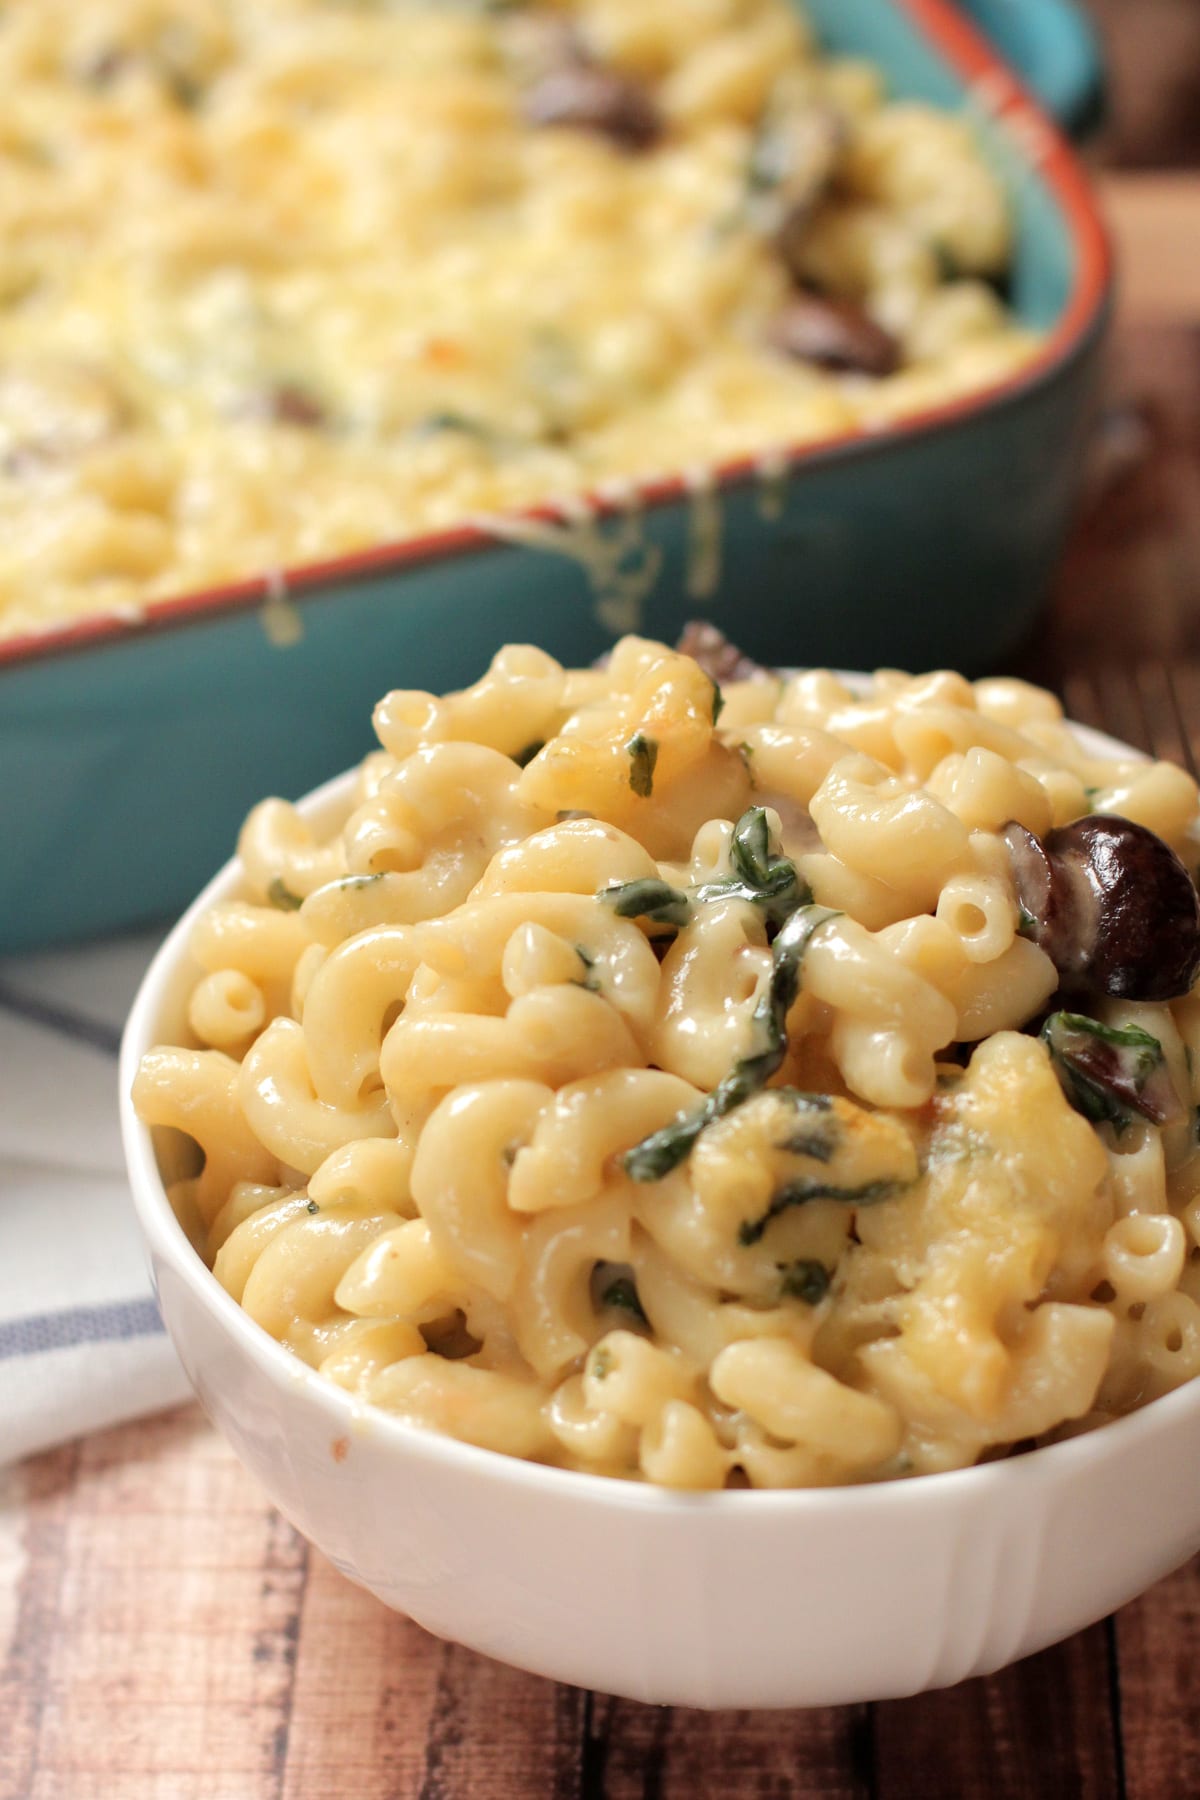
top-left (694, 806), bottom-right (811, 929)
top-left (600, 1275), bottom-right (647, 1325)
top-left (590, 1261), bottom-right (650, 1327)
top-left (599, 808), bottom-right (811, 1002)
top-left (412, 410), bottom-right (497, 441)
top-left (779, 1259), bottom-right (831, 1305)
top-left (740, 1176), bottom-right (901, 1246)
top-left (1041, 1011), bottom-right (1181, 1130)
top-left (267, 876), bottom-right (303, 911)
top-left (626, 732), bottom-right (658, 799)
top-left (601, 878), bottom-right (692, 930)
top-left (623, 905), bottom-right (842, 1181)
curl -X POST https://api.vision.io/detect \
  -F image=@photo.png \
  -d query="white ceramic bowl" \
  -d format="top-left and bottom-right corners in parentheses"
top-left (118, 728), bottom-right (1200, 1710)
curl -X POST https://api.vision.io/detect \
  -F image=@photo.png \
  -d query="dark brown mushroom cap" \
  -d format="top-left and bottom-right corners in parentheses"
top-left (676, 621), bottom-right (770, 683)
top-left (766, 293), bottom-right (900, 378)
top-left (522, 62), bottom-right (662, 151)
top-left (1005, 814), bottom-right (1200, 1002)
top-left (747, 105), bottom-right (844, 271)
top-left (237, 383), bottom-right (327, 429)
top-left (1003, 820), bottom-right (1081, 973)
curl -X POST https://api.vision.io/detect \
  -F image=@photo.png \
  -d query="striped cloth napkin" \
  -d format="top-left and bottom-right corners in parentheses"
top-left (0, 930), bottom-right (192, 1467)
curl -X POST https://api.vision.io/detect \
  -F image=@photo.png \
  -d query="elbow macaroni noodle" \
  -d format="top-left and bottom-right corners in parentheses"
top-left (1, 0), bottom-right (1039, 639)
top-left (135, 637), bottom-right (1200, 1487)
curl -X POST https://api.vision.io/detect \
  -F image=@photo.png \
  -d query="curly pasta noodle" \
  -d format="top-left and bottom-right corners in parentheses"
top-left (135, 637), bottom-right (1200, 1487)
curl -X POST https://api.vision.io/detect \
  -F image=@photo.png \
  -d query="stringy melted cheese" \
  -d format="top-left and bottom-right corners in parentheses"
top-left (0, 0), bottom-right (1038, 637)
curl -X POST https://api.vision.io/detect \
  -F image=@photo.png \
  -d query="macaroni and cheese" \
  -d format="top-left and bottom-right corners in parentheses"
top-left (134, 636), bottom-right (1200, 1488)
top-left (2, 0), bottom-right (1038, 638)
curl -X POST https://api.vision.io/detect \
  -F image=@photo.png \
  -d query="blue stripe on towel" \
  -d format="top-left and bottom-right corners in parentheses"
top-left (0, 981), bottom-right (123, 1059)
top-left (0, 1297), bottom-right (164, 1362)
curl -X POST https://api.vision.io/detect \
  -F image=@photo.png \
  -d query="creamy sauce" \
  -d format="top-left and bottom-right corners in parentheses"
top-left (0, 0), bottom-right (1039, 640)
top-left (478, 500), bottom-right (663, 638)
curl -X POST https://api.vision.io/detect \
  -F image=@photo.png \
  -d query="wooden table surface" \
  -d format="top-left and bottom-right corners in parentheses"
top-left (4, 5), bottom-right (1200, 1795)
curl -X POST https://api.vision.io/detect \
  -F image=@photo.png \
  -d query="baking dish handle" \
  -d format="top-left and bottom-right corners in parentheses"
top-left (956, 0), bottom-right (1107, 139)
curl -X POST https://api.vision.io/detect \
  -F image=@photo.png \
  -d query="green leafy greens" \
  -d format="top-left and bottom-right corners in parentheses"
top-left (600, 877), bottom-right (692, 930)
top-left (693, 805), bottom-right (811, 929)
top-left (267, 877), bottom-right (303, 911)
top-left (600, 807), bottom-right (809, 938)
top-left (779, 1260), bottom-right (831, 1305)
top-left (1041, 1011), bottom-right (1181, 1132)
top-left (600, 1276), bottom-right (648, 1325)
top-left (573, 944), bottom-right (601, 993)
top-left (740, 1176), bottom-right (901, 1247)
top-left (626, 732), bottom-right (658, 799)
top-left (623, 904), bottom-right (842, 1182)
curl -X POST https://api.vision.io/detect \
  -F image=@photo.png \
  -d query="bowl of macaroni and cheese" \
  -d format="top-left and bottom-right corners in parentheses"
top-left (121, 636), bottom-right (1200, 1708)
top-left (1, 0), bottom-right (1110, 953)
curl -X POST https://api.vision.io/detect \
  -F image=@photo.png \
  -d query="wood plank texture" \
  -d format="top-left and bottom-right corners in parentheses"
top-left (280, 1565), bottom-right (584, 1800)
top-left (1101, 178), bottom-right (1200, 321)
top-left (0, 1446), bottom-right (82, 1800)
top-left (1020, 323), bottom-right (1200, 691)
top-left (1086, 0), bottom-right (1200, 170)
top-left (5, 1405), bottom-right (1200, 1799)
top-left (1, 1413), bottom-right (309, 1800)
top-left (872, 1627), bottom-right (1122, 1800)
top-left (583, 1695), bottom-right (874, 1800)
top-left (1116, 1558), bottom-right (1200, 1800)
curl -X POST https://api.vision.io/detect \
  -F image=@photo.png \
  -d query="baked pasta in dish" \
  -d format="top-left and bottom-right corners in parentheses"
top-left (134, 633), bottom-right (1200, 1488)
top-left (1, 0), bottom-right (1039, 639)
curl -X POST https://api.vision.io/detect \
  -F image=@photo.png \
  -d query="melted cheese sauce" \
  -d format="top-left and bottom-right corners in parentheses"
top-left (0, 0), bottom-right (1039, 638)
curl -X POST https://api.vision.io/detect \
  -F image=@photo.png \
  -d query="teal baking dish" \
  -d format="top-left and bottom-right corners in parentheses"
top-left (0, 0), bottom-right (1110, 954)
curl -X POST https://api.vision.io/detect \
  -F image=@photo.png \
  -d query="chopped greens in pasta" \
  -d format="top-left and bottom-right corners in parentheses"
top-left (625, 733), bottom-right (659, 799)
top-left (134, 632), bottom-right (1200, 1489)
top-left (779, 1259), bottom-right (832, 1305)
top-left (600, 806), bottom-right (809, 940)
top-left (622, 903), bottom-right (843, 1181)
top-left (1041, 1013), bottom-right (1181, 1132)
top-left (602, 877), bottom-right (692, 930)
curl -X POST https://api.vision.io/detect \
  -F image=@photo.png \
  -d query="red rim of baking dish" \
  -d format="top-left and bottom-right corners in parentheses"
top-left (0, 0), bottom-right (1113, 673)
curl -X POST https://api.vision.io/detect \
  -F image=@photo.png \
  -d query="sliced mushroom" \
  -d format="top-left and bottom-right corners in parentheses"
top-left (1003, 821), bottom-right (1084, 974)
top-left (746, 105), bottom-right (844, 273)
top-left (238, 383), bottom-right (327, 430)
top-left (766, 292), bottom-right (900, 378)
top-left (1005, 814), bottom-right (1200, 1002)
top-left (676, 621), bottom-right (771, 684)
top-left (523, 61), bottom-right (662, 151)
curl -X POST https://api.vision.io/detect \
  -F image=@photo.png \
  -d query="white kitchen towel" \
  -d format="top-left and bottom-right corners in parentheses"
top-left (0, 931), bottom-right (192, 1466)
